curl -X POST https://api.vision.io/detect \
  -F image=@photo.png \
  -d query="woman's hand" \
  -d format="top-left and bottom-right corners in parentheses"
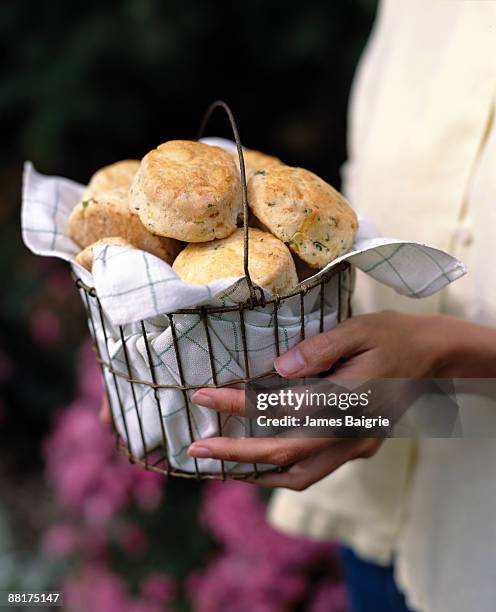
top-left (100, 397), bottom-right (111, 424)
top-left (187, 311), bottom-right (496, 489)
top-left (267, 310), bottom-right (444, 380)
top-left (189, 383), bottom-right (382, 490)
top-left (98, 310), bottom-right (495, 488)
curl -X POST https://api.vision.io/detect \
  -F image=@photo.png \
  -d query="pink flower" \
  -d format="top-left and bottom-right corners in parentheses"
top-left (64, 563), bottom-right (169, 612)
top-left (189, 481), bottom-right (344, 611)
top-left (117, 521), bottom-right (149, 556)
top-left (132, 468), bottom-right (164, 512)
top-left (43, 342), bottom-right (164, 531)
top-left (140, 574), bottom-right (176, 605)
top-left (200, 481), bottom-right (339, 566)
top-left (43, 398), bottom-right (163, 525)
top-left (126, 603), bottom-right (164, 612)
top-left (79, 527), bottom-right (107, 558)
top-left (188, 554), bottom-right (308, 611)
top-left (77, 341), bottom-right (103, 402)
top-left (64, 563), bottom-right (129, 612)
top-left (41, 523), bottom-right (79, 558)
top-left (29, 309), bottom-right (61, 348)
top-left (308, 581), bottom-right (348, 612)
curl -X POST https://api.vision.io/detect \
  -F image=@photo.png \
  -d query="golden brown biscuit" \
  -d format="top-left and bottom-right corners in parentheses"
top-left (247, 166), bottom-right (358, 268)
top-left (68, 186), bottom-right (181, 263)
top-left (129, 140), bottom-right (242, 242)
top-left (231, 147), bottom-right (283, 182)
top-left (84, 160), bottom-right (140, 199)
top-left (75, 237), bottom-right (135, 271)
top-left (172, 228), bottom-right (297, 295)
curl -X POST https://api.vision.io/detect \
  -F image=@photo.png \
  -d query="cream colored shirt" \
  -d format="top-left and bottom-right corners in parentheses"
top-left (268, 2), bottom-right (496, 611)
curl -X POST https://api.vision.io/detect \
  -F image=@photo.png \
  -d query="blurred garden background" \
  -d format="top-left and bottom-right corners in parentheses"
top-left (1, 1), bottom-right (376, 609)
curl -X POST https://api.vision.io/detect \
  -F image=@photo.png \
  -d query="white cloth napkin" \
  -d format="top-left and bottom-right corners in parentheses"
top-left (21, 148), bottom-right (466, 474)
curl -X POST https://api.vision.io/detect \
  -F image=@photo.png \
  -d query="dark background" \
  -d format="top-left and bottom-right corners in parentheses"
top-left (0, 1), bottom-right (377, 608)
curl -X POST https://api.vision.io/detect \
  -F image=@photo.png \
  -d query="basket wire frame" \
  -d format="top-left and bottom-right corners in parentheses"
top-left (74, 100), bottom-right (353, 480)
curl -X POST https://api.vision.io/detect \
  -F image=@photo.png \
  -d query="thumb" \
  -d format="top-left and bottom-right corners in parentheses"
top-left (274, 320), bottom-right (364, 378)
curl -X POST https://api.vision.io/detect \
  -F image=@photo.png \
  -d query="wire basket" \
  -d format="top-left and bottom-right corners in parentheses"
top-left (73, 101), bottom-right (353, 481)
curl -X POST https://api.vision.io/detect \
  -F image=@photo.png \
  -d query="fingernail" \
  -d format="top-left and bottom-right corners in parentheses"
top-left (274, 350), bottom-right (305, 376)
top-left (188, 444), bottom-right (211, 458)
top-left (191, 392), bottom-right (214, 408)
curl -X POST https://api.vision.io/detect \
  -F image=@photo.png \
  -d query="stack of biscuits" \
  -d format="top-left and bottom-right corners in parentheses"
top-left (69, 140), bottom-right (358, 296)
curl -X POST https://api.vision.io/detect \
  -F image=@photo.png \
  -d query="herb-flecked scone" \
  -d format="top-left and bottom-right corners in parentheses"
top-left (129, 140), bottom-right (242, 242)
top-left (247, 166), bottom-right (358, 268)
top-left (172, 228), bottom-right (298, 295)
top-left (75, 237), bottom-right (135, 272)
top-left (83, 160), bottom-right (140, 199)
top-left (231, 148), bottom-right (284, 182)
top-left (68, 187), bottom-right (181, 263)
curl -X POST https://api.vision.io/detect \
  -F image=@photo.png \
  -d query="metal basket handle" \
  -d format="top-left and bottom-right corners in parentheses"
top-left (196, 100), bottom-right (256, 303)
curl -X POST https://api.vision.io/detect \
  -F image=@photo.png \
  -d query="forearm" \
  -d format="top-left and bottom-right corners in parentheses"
top-left (429, 314), bottom-right (496, 378)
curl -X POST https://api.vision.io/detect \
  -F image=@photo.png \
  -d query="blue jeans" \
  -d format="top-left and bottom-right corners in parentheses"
top-left (340, 546), bottom-right (412, 612)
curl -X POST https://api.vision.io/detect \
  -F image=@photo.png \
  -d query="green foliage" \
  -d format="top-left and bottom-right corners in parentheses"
top-left (0, 0), bottom-right (377, 184)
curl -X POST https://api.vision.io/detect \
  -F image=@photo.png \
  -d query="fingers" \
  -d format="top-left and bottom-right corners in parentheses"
top-left (249, 438), bottom-right (382, 490)
top-left (274, 318), bottom-right (365, 378)
top-left (187, 436), bottom-right (333, 465)
top-left (188, 434), bottom-right (381, 490)
top-left (249, 441), bottom-right (352, 490)
top-left (191, 388), bottom-right (245, 416)
top-left (100, 397), bottom-right (111, 425)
